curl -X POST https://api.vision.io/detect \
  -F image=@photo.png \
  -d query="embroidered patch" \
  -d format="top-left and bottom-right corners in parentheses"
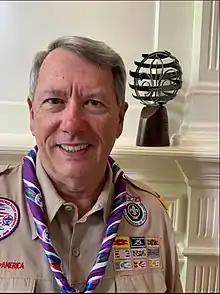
top-left (130, 236), bottom-right (146, 248)
top-left (42, 228), bottom-right (52, 244)
top-left (114, 260), bottom-right (132, 271)
top-left (133, 259), bottom-right (147, 269)
top-left (147, 247), bottom-right (160, 259)
top-left (126, 195), bottom-right (141, 202)
top-left (113, 236), bottom-right (130, 249)
top-left (0, 197), bottom-right (20, 241)
top-left (131, 248), bottom-right (147, 259)
top-left (123, 201), bottom-right (147, 226)
top-left (113, 236), bottom-right (162, 272)
top-left (113, 249), bottom-right (131, 260)
top-left (147, 259), bottom-right (161, 268)
top-left (0, 261), bottom-right (24, 269)
top-left (146, 237), bottom-right (160, 247)
top-left (35, 193), bottom-right (43, 209)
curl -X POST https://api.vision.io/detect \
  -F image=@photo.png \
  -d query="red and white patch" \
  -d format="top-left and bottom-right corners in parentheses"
top-left (133, 259), bottom-right (147, 269)
top-left (0, 261), bottom-right (24, 269)
top-left (0, 197), bottom-right (20, 241)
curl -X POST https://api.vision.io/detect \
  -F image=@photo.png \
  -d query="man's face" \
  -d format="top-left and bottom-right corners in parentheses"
top-left (28, 48), bottom-right (127, 180)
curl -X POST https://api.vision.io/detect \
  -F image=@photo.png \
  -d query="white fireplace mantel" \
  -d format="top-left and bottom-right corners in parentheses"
top-left (0, 143), bottom-right (219, 292)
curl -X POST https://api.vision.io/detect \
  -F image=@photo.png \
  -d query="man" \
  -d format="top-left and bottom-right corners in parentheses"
top-left (0, 36), bottom-right (183, 293)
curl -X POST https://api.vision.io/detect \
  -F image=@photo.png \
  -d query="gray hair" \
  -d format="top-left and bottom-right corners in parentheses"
top-left (29, 36), bottom-right (127, 106)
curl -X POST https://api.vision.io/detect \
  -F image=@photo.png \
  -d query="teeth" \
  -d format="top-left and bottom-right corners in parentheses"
top-left (60, 144), bottom-right (88, 152)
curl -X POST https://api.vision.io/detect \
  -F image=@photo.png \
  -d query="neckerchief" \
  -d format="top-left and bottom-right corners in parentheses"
top-left (22, 145), bottom-right (127, 293)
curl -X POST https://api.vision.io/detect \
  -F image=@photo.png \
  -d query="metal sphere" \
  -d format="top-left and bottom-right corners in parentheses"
top-left (129, 50), bottom-right (183, 106)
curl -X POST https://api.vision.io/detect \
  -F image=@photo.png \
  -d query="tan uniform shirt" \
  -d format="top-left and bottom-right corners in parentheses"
top-left (0, 156), bottom-right (183, 293)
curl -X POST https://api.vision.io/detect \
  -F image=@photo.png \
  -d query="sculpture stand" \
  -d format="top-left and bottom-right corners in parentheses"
top-left (136, 104), bottom-right (170, 147)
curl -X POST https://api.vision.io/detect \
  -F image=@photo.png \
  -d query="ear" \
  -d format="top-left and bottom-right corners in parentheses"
top-left (27, 97), bottom-right (35, 136)
top-left (116, 102), bottom-right (128, 139)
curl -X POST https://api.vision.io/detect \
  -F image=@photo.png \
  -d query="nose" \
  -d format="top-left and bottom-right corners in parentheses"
top-left (59, 101), bottom-right (88, 135)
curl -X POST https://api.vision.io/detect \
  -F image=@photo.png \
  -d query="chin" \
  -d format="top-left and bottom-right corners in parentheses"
top-left (58, 165), bottom-right (90, 179)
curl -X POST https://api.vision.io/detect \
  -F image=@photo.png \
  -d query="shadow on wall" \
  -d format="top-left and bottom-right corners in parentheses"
top-left (167, 81), bottom-right (190, 146)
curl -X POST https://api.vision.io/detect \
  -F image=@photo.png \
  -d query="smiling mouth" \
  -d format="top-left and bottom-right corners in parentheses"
top-left (58, 143), bottom-right (90, 153)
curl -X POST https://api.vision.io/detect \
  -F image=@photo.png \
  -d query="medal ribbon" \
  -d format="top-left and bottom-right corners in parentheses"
top-left (22, 145), bottom-right (126, 293)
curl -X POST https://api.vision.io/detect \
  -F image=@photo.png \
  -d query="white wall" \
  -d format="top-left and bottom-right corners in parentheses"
top-left (0, 1), bottom-right (156, 146)
top-left (0, 1), bottom-right (219, 149)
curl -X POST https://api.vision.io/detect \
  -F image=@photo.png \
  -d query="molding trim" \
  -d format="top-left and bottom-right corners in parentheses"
top-left (183, 247), bottom-right (219, 257)
top-left (172, 81), bottom-right (219, 149)
top-left (173, 122), bottom-right (219, 150)
top-left (207, 0), bottom-right (219, 71)
top-left (187, 82), bottom-right (219, 94)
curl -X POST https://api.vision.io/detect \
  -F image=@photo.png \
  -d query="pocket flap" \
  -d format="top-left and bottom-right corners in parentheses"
top-left (0, 277), bottom-right (35, 293)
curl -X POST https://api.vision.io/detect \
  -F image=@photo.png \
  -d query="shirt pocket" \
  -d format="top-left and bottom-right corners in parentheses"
top-left (115, 271), bottom-right (167, 293)
top-left (0, 277), bottom-right (35, 293)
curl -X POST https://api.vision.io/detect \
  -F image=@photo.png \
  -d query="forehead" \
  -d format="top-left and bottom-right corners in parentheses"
top-left (37, 48), bottom-right (114, 91)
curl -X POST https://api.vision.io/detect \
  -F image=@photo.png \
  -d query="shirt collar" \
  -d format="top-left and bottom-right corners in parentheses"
top-left (28, 153), bottom-right (115, 239)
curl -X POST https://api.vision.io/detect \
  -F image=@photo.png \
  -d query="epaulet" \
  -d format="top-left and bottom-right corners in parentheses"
top-left (0, 164), bottom-right (9, 175)
top-left (125, 176), bottom-right (168, 210)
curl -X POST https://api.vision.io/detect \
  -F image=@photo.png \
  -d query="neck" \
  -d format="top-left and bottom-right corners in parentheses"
top-left (50, 170), bottom-right (107, 219)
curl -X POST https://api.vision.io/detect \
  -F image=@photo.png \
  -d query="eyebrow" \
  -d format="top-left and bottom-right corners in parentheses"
top-left (85, 91), bottom-right (105, 98)
top-left (42, 89), bottom-right (67, 97)
top-left (41, 88), bottom-right (108, 101)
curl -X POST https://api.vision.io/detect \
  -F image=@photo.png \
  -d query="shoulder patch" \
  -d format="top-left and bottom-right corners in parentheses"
top-left (125, 176), bottom-right (168, 210)
top-left (0, 197), bottom-right (20, 240)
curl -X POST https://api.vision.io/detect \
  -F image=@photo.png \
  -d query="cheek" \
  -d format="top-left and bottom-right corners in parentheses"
top-left (33, 114), bottom-right (58, 140)
top-left (90, 115), bottom-right (120, 141)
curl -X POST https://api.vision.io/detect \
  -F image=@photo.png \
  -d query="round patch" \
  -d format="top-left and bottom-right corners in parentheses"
top-left (42, 228), bottom-right (52, 244)
top-left (0, 197), bottom-right (20, 241)
top-left (35, 193), bottom-right (43, 209)
top-left (123, 202), bottom-right (147, 226)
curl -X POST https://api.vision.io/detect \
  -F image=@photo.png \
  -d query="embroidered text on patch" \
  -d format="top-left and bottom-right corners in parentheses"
top-left (0, 261), bottom-right (24, 269)
top-left (0, 197), bottom-right (20, 241)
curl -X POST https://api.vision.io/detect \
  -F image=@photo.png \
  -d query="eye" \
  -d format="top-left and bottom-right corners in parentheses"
top-left (85, 99), bottom-right (103, 107)
top-left (44, 98), bottom-right (64, 105)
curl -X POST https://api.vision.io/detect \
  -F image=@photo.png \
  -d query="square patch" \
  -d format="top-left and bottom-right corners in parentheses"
top-left (113, 236), bottom-right (130, 249)
top-left (132, 259), bottom-right (147, 269)
top-left (130, 237), bottom-right (146, 248)
top-left (114, 260), bottom-right (132, 271)
top-left (146, 237), bottom-right (160, 247)
top-left (131, 248), bottom-right (147, 259)
top-left (147, 258), bottom-right (161, 268)
top-left (147, 247), bottom-right (160, 259)
top-left (113, 249), bottom-right (131, 260)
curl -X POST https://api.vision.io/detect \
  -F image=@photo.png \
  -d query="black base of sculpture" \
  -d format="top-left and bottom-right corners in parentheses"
top-left (136, 104), bottom-right (170, 147)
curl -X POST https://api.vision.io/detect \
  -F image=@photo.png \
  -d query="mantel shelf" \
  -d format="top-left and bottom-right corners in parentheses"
top-left (0, 132), bottom-right (218, 161)
top-left (112, 145), bottom-right (219, 161)
top-left (0, 143), bottom-right (219, 162)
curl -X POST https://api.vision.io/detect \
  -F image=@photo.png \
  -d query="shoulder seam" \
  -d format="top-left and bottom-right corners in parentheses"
top-left (125, 177), bottom-right (168, 210)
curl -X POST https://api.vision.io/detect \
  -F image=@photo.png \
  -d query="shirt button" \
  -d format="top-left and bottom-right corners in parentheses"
top-left (72, 248), bottom-right (80, 257)
top-left (65, 205), bottom-right (73, 212)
